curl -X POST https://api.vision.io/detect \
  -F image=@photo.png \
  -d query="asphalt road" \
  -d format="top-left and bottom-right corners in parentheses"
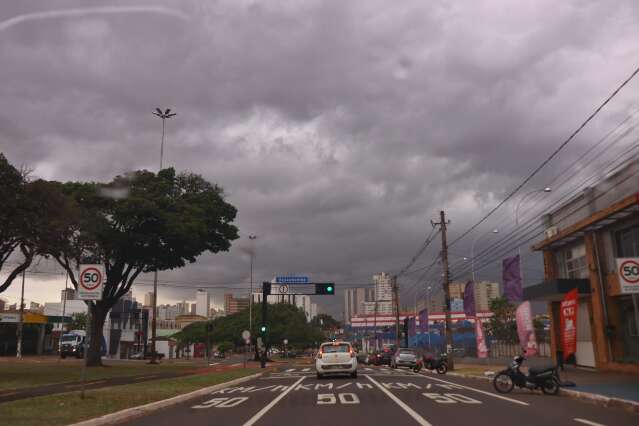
top-left (122, 365), bottom-right (637, 426)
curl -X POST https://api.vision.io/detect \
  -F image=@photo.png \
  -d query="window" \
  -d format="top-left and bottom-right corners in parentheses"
top-left (615, 226), bottom-right (639, 258)
top-left (564, 244), bottom-right (587, 279)
top-left (322, 343), bottom-right (351, 353)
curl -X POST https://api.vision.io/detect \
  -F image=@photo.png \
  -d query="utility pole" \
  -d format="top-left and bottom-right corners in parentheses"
top-left (248, 235), bottom-right (257, 334)
top-left (392, 275), bottom-right (401, 348)
top-left (16, 270), bottom-right (26, 359)
top-left (432, 210), bottom-right (454, 370)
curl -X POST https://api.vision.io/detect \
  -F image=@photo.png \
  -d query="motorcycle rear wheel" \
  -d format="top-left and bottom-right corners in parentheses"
top-left (436, 363), bottom-right (447, 374)
top-left (493, 373), bottom-right (515, 394)
top-left (541, 379), bottom-right (559, 395)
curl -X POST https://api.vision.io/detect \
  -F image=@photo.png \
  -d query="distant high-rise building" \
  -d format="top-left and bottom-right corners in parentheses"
top-left (448, 282), bottom-right (465, 300)
top-left (176, 301), bottom-right (189, 315)
top-left (0, 298), bottom-right (5, 311)
top-left (474, 281), bottom-right (501, 312)
top-left (196, 289), bottom-right (210, 318)
top-left (373, 272), bottom-right (393, 301)
top-left (344, 287), bottom-right (375, 324)
top-left (144, 292), bottom-right (155, 307)
top-left (60, 288), bottom-right (76, 302)
top-left (190, 303), bottom-right (197, 315)
top-left (224, 294), bottom-right (250, 315)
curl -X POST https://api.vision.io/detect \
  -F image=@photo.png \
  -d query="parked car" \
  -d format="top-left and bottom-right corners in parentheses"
top-left (390, 348), bottom-right (419, 369)
top-left (356, 351), bottom-right (368, 364)
top-left (377, 344), bottom-right (396, 365)
top-left (213, 351), bottom-right (225, 359)
top-left (315, 341), bottom-right (357, 379)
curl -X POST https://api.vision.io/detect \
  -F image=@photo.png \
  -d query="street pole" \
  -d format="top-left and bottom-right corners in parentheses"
top-left (80, 304), bottom-right (91, 399)
top-left (150, 108), bottom-right (176, 364)
top-left (392, 275), bottom-right (401, 348)
top-left (248, 235), bottom-right (257, 335)
top-left (426, 285), bottom-right (432, 348)
top-left (432, 210), bottom-right (454, 370)
top-left (16, 269), bottom-right (25, 359)
top-left (59, 271), bottom-right (69, 358)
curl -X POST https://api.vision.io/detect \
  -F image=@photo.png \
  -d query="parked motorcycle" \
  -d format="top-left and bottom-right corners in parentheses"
top-left (493, 355), bottom-right (560, 395)
top-left (414, 353), bottom-right (447, 374)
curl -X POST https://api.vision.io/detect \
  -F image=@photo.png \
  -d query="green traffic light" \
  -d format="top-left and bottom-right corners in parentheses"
top-left (327, 286), bottom-right (333, 293)
top-left (260, 326), bottom-right (267, 332)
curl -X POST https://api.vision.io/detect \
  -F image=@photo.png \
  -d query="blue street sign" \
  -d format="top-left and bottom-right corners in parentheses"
top-left (275, 276), bottom-right (309, 284)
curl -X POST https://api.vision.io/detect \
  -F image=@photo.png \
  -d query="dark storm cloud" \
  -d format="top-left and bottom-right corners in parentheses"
top-left (1, 0), bottom-right (638, 314)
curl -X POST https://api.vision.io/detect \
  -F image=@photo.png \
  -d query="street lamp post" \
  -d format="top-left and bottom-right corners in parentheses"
top-left (426, 285), bottom-right (432, 347)
top-left (248, 235), bottom-right (257, 333)
top-left (515, 188), bottom-right (551, 287)
top-left (471, 229), bottom-right (499, 282)
top-left (150, 108), bottom-right (176, 364)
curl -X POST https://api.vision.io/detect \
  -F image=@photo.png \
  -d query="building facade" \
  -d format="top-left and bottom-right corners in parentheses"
top-left (527, 159), bottom-right (639, 372)
top-left (344, 287), bottom-right (375, 324)
top-left (474, 281), bottom-right (501, 312)
top-left (224, 294), bottom-right (250, 315)
top-left (196, 289), bottom-right (210, 318)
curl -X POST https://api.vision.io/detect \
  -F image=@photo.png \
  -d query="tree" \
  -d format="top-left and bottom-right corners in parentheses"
top-left (47, 168), bottom-right (239, 366)
top-left (0, 154), bottom-right (73, 293)
top-left (310, 313), bottom-right (341, 332)
top-left (485, 297), bottom-right (518, 343)
top-left (69, 312), bottom-right (88, 331)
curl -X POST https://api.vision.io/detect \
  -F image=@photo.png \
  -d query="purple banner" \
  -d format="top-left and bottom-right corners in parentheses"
top-left (418, 308), bottom-right (429, 332)
top-left (503, 254), bottom-right (523, 303)
top-left (464, 280), bottom-right (476, 317)
top-left (408, 316), bottom-right (416, 337)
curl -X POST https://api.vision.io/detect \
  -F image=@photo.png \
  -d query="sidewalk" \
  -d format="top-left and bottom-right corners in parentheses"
top-left (455, 359), bottom-right (639, 403)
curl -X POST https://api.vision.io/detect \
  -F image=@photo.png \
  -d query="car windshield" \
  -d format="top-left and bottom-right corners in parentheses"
top-left (399, 349), bottom-right (416, 355)
top-left (322, 344), bottom-right (350, 353)
top-left (61, 335), bottom-right (78, 343)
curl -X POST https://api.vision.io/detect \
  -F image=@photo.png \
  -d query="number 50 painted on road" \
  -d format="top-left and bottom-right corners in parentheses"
top-left (317, 393), bottom-right (360, 405)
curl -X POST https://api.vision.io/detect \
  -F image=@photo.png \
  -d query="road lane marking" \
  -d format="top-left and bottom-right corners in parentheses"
top-left (574, 419), bottom-right (606, 426)
top-left (365, 375), bottom-right (433, 426)
top-left (231, 363), bottom-right (241, 367)
top-left (417, 374), bottom-right (529, 406)
top-left (285, 368), bottom-right (296, 372)
top-left (243, 376), bottom-right (305, 426)
top-left (301, 368), bottom-right (310, 372)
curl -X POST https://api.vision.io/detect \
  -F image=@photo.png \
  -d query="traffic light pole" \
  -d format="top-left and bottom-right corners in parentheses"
top-left (260, 282), bottom-right (269, 368)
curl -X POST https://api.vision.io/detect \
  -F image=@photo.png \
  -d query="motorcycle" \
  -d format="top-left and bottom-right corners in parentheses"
top-left (413, 353), bottom-right (447, 374)
top-left (493, 355), bottom-right (560, 395)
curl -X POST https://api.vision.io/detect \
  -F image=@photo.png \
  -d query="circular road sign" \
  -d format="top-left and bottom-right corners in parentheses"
top-left (619, 259), bottom-right (639, 284)
top-left (283, 339), bottom-right (288, 345)
top-left (242, 330), bottom-right (251, 340)
top-left (278, 284), bottom-right (289, 294)
top-left (80, 267), bottom-right (103, 290)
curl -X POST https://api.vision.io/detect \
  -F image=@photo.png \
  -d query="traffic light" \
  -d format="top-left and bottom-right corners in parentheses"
top-left (315, 283), bottom-right (335, 295)
top-left (260, 325), bottom-right (267, 333)
top-left (262, 282), bottom-right (271, 296)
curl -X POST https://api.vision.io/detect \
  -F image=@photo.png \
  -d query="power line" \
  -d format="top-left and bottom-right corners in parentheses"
top-left (449, 64), bottom-right (639, 249)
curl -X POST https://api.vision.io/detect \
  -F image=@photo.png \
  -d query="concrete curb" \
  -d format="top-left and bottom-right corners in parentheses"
top-left (446, 371), bottom-right (639, 413)
top-left (69, 372), bottom-right (263, 426)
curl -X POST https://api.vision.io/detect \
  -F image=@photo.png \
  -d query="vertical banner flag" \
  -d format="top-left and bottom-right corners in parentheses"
top-left (418, 309), bottom-right (429, 332)
top-left (408, 316), bottom-right (416, 337)
top-left (464, 280), bottom-right (476, 318)
top-left (515, 301), bottom-right (538, 356)
top-left (475, 320), bottom-right (488, 358)
top-left (560, 288), bottom-right (578, 361)
top-left (503, 255), bottom-right (523, 303)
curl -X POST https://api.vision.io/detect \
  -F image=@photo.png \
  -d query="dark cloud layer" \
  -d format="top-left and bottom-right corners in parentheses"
top-left (1, 0), bottom-right (638, 315)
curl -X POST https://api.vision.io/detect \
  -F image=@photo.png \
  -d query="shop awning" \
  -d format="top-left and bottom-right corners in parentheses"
top-left (524, 278), bottom-right (591, 302)
top-left (532, 193), bottom-right (639, 251)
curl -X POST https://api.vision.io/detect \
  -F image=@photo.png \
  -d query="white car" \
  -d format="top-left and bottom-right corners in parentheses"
top-left (315, 341), bottom-right (357, 379)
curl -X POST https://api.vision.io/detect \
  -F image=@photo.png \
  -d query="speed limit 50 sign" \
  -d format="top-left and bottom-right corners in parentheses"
top-left (78, 264), bottom-right (104, 300)
top-left (616, 258), bottom-right (639, 294)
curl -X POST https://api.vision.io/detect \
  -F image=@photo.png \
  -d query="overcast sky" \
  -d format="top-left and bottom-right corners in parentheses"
top-left (1, 0), bottom-right (638, 317)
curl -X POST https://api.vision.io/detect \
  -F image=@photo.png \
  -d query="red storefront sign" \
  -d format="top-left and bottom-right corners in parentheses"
top-left (560, 288), bottom-right (578, 361)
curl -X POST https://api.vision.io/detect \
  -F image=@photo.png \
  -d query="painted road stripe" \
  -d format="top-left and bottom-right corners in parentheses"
top-left (284, 368), bottom-right (296, 372)
top-left (231, 363), bottom-right (241, 367)
top-left (243, 376), bottom-right (305, 426)
top-left (364, 367), bottom-right (374, 371)
top-left (418, 374), bottom-right (529, 406)
top-left (366, 375), bottom-right (432, 426)
top-left (301, 368), bottom-right (310, 372)
top-left (209, 362), bottom-right (220, 366)
top-left (574, 419), bottom-right (606, 426)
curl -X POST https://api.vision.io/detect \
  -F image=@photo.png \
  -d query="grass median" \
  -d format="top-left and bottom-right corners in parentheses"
top-left (0, 368), bottom-right (261, 426)
top-left (0, 359), bottom-right (202, 391)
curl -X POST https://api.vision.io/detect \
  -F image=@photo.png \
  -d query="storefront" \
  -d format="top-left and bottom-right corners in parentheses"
top-left (530, 172), bottom-right (639, 372)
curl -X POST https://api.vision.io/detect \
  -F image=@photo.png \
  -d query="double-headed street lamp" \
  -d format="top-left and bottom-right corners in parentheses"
top-left (150, 107), bottom-right (176, 364)
top-left (471, 228), bottom-right (499, 282)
